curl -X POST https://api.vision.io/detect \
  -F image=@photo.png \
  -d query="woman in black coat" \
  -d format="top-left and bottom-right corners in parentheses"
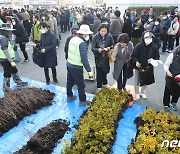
top-left (37, 22), bottom-right (58, 85)
top-left (12, 17), bottom-right (29, 63)
top-left (131, 31), bottom-right (160, 100)
top-left (91, 23), bottom-right (114, 91)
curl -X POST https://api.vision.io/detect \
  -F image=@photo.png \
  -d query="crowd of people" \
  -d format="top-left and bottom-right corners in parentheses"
top-left (0, 5), bottom-right (180, 111)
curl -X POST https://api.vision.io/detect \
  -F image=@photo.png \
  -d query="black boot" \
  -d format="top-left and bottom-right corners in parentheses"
top-left (3, 77), bottom-right (10, 93)
top-left (12, 73), bottom-right (28, 87)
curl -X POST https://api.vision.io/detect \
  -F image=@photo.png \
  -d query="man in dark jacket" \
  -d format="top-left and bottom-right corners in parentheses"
top-left (131, 31), bottom-right (160, 100)
top-left (66, 24), bottom-right (93, 105)
top-left (160, 11), bottom-right (171, 53)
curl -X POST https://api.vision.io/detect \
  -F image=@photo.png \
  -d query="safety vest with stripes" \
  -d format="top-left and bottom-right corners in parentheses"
top-left (67, 37), bottom-right (84, 66)
top-left (0, 37), bottom-right (15, 59)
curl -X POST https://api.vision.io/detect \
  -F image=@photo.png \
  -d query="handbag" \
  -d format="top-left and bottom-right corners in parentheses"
top-left (32, 46), bottom-right (45, 67)
top-left (139, 64), bottom-right (155, 86)
top-left (125, 59), bottom-right (135, 79)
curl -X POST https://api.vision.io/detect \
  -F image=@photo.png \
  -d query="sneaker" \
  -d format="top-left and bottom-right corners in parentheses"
top-left (67, 95), bottom-right (76, 102)
top-left (53, 78), bottom-right (58, 83)
top-left (164, 106), bottom-right (169, 112)
top-left (165, 49), bottom-right (169, 52)
top-left (17, 81), bottom-right (28, 87)
top-left (135, 94), bottom-right (140, 100)
top-left (141, 93), bottom-right (147, 99)
top-left (170, 103), bottom-right (178, 111)
top-left (103, 84), bottom-right (110, 88)
top-left (97, 88), bottom-right (101, 92)
top-left (79, 100), bottom-right (91, 106)
top-left (21, 59), bottom-right (30, 64)
top-left (167, 50), bottom-right (172, 53)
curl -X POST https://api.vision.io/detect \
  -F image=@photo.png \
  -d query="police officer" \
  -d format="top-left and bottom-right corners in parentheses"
top-left (0, 27), bottom-right (28, 93)
top-left (66, 24), bottom-right (93, 105)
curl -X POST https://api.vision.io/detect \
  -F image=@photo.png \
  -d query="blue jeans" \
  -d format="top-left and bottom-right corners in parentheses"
top-left (168, 35), bottom-right (176, 50)
top-left (10, 40), bottom-right (21, 61)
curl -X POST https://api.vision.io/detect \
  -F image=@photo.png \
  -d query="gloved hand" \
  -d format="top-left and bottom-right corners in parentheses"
top-left (88, 71), bottom-right (93, 78)
top-left (11, 62), bottom-right (16, 67)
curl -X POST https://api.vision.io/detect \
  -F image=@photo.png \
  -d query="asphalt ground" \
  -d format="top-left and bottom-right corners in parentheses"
top-left (0, 31), bottom-right (179, 115)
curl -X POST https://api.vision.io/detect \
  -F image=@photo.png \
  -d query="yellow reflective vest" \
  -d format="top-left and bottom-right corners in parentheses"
top-left (0, 42), bottom-right (15, 59)
top-left (67, 37), bottom-right (84, 66)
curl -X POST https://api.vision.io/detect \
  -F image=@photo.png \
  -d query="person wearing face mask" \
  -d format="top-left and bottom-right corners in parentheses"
top-left (163, 45), bottom-right (180, 112)
top-left (144, 15), bottom-right (155, 32)
top-left (160, 11), bottom-right (171, 53)
top-left (92, 23), bottom-right (114, 91)
top-left (167, 15), bottom-right (179, 53)
top-left (66, 24), bottom-right (93, 105)
top-left (111, 33), bottom-right (133, 91)
top-left (131, 31), bottom-right (160, 99)
top-left (152, 17), bottom-right (161, 50)
top-left (33, 22), bottom-right (58, 85)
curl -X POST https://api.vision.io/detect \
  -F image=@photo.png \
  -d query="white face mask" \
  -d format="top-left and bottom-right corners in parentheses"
top-left (163, 16), bottom-right (167, 19)
top-left (40, 29), bottom-right (46, 34)
top-left (85, 35), bottom-right (89, 41)
top-left (144, 38), bottom-right (152, 45)
top-left (155, 21), bottom-right (159, 25)
top-left (12, 21), bottom-right (16, 25)
top-left (148, 18), bottom-right (153, 22)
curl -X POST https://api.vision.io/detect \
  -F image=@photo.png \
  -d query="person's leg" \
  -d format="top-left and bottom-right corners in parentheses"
top-left (175, 33), bottom-right (179, 47)
top-left (66, 67), bottom-right (75, 98)
top-left (11, 66), bottom-right (28, 86)
top-left (102, 71), bottom-right (108, 86)
top-left (163, 86), bottom-right (171, 107)
top-left (69, 67), bottom-right (86, 102)
top-left (170, 35), bottom-right (176, 50)
top-left (44, 67), bottom-right (50, 84)
top-left (19, 42), bottom-right (29, 61)
top-left (134, 69), bottom-right (140, 96)
top-left (162, 34), bottom-right (168, 52)
top-left (96, 65), bottom-right (103, 88)
top-left (51, 67), bottom-right (58, 83)
top-left (122, 64), bottom-right (128, 89)
top-left (167, 35), bottom-right (172, 50)
top-left (1, 60), bottom-right (12, 92)
top-left (117, 71), bottom-right (123, 91)
top-left (170, 95), bottom-right (179, 111)
top-left (11, 40), bottom-right (21, 62)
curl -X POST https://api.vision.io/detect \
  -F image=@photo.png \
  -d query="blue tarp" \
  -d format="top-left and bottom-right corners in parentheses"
top-left (0, 72), bottom-right (146, 154)
top-left (0, 72), bottom-right (93, 153)
top-left (111, 104), bottom-right (146, 154)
